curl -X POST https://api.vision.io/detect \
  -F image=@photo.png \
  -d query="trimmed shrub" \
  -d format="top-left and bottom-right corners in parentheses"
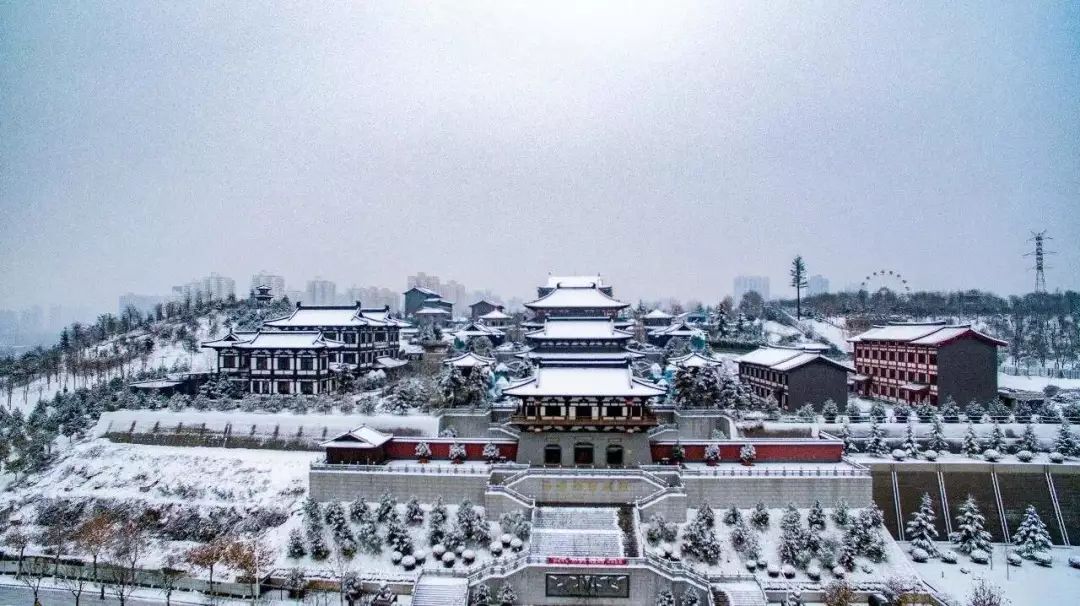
top-left (1015, 450), bottom-right (1034, 462)
top-left (1007, 552), bottom-right (1022, 566)
top-left (941, 550), bottom-right (958, 564)
top-left (983, 449), bottom-right (1001, 462)
top-left (891, 449), bottom-right (907, 461)
top-left (910, 548), bottom-right (929, 563)
top-left (1034, 552), bottom-right (1053, 567)
top-left (922, 450), bottom-right (939, 461)
top-left (970, 549), bottom-right (989, 564)
top-left (1049, 452), bottom-right (1065, 463)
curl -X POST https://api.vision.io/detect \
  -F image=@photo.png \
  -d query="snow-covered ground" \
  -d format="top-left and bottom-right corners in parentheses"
top-left (800, 318), bottom-right (850, 353)
top-left (999, 373), bottom-right (1080, 391)
top-left (904, 542), bottom-right (1080, 606)
top-left (94, 409), bottom-right (441, 439)
top-left (658, 507), bottom-right (917, 586)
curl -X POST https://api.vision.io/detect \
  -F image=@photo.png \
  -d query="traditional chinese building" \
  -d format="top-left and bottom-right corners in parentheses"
top-left (641, 308), bottom-right (673, 328)
top-left (203, 330), bottom-right (345, 394)
top-left (520, 318), bottom-right (640, 363)
top-left (848, 322), bottom-right (1006, 406)
top-left (736, 346), bottom-right (851, 410)
top-left (262, 302), bottom-right (405, 369)
top-left (646, 319), bottom-right (702, 346)
top-left (469, 300), bottom-right (501, 319)
top-left (403, 286), bottom-right (453, 318)
top-left (478, 308), bottom-right (512, 328)
top-left (454, 320), bottom-right (506, 346)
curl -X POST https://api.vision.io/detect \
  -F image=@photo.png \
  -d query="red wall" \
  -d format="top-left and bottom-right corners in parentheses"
top-left (650, 441), bottom-right (842, 463)
top-left (385, 438), bottom-right (518, 461)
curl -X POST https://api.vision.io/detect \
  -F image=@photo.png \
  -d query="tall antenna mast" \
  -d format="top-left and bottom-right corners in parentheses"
top-left (1024, 230), bottom-right (1055, 293)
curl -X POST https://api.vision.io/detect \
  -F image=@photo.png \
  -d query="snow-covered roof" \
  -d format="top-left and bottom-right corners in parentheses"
top-left (444, 351), bottom-right (497, 367)
top-left (737, 347), bottom-right (853, 373)
top-left (526, 318), bottom-right (632, 340)
top-left (525, 286), bottom-right (628, 310)
top-left (848, 322), bottom-right (1006, 346)
top-left (669, 351), bottom-right (724, 368)
top-left (264, 305), bottom-right (366, 328)
top-left (415, 306), bottom-right (452, 316)
top-left (518, 350), bottom-right (644, 362)
top-left (405, 286), bottom-right (442, 297)
top-left (480, 309), bottom-right (512, 320)
top-left (375, 357), bottom-right (408, 369)
top-left (504, 364), bottom-right (664, 398)
top-left (643, 309), bottom-right (673, 319)
top-left (320, 425), bottom-right (394, 449)
top-left (545, 275), bottom-right (607, 288)
top-left (204, 330), bottom-right (345, 350)
top-left (648, 320), bottom-right (701, 336)
top-left (455, 322), bottom-right (504, 338)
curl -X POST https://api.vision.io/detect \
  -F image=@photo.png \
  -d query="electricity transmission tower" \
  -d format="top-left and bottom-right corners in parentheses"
top-left (1024, 230), bottom-right (1054, 293)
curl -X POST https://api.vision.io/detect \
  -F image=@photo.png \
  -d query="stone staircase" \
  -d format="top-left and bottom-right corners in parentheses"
top-left (411, 575), bottom-right (469, 606)
top-left (530, 506), bottom-right (626, 557)
top-left (712, 581), bottom-right (767, 606)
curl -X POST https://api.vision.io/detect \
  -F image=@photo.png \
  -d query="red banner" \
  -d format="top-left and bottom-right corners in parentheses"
top-left (546, 556), bottom-right (628, 566)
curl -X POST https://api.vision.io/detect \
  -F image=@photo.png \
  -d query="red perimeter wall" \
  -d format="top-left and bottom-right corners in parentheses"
top-left (385, 438), bottom-right (518, 461)
top-left (650, 441), bottom-right (843, 463)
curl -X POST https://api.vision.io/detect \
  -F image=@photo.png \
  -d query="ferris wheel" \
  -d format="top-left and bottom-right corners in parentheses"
top-left (860, 269), bottom-right (912, 295)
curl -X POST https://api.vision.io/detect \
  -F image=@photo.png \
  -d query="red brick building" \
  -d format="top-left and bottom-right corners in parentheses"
top-left (848, 322), bottom-right (1006, 406)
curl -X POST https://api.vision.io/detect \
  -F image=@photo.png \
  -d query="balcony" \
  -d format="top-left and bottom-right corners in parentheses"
top-left (508, 414), bottom-right (658, 429)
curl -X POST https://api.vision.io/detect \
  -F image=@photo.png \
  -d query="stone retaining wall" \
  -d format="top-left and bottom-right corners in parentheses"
top-left (309, 468), bottom-right (488, 503)
top-left (683, 475), bottom-right (873, 508)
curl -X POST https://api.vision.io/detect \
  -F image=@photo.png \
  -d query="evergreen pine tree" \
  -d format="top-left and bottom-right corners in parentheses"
top-left (1053, 419), bottom-right (1076, 456)
top-left (471, 583), bottom-right (492, 606)
top-left (832, 499), bottom-right (852, 527)
top-left (961, 423), bottom-right (982, 457)
top-left (386, 515), bottom-right (414, 555)
top-left (949, 495), bottom-right (992, 554)
top-left (926, 418), bottom-right (949, 453)
top-left (356, 519), bottom-right (382, 554)
top-left (839, 422), bottom-right (859, 455)
top-left (723, 504), bottom-right (742, 526)
top-left (986, 422), bottom-right (1006, 452)
top-left (902, 421), bottom-right (920, 457)
top-left (905, 493), bottom-right (940, 557)
top-left (349, 496), bottom-right (371, 524)
top-left (1013, 505), bottom-right (1052, 560)
top-left (866, 418), bottom-right (888, 456)
top-left (696, 501), bottom-right (715, 527)
top-left (287, 528), bottom-right (306, 559)
top-left (807, 500), bottom-right (826, 531)
top-left (406, 497), bottom-right (425, 525)
top-left (1018, 422), bottom-right (1039, 453)
top-left (655, 589), bottom-right (676, 606)
top-left (376, 491), bottom-right (397, 522)
top-left (750, 502), bottom-right (770, 529)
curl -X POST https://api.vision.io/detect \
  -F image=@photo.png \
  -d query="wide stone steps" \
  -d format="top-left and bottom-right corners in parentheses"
top-left (412, 576), bottom-right (469, 606)
top-left (531, 506), bottom-right (625, 557)
top-left (713, 582), bottom-right (767, 606)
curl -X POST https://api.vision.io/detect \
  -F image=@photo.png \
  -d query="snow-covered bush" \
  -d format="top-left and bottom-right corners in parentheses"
top-left (1015, 450), bottom-right (1034, 462)
top-left (750, 502), bottom-right (770, 529)
top-left (1068, 555), bottom-right (1080, 569)
top-left (1034, 552), bottom-right (1053, 567)
top-left (390, 551), bottom-right (403, 564)
top-left (441, 551), bottom-right (456, 567)
top-left (970, 549), bottom-right (989, 564)
top-left (415, 441), bottom-right (432, 460)
top-left (402, 555), bottom-right (416, 570)
top-left (1049, 452), bottom-right (1065, 463)
top-left (782, 564), bottom-right (796, 578)
top-left (831, 566), bottom-right (846, 578)
top-left (462, 549), bottom-right (477, 564)
top-left (740, 443), bottom-right (756, 464)
top-left (723, 505), bottom-right (742, 526)
top-left (806, 564), bottom-right (822, 580)
top-left (449, 442), bottom-right (467, 463)
top-left (509, 537), bottom-right (523, 552)
top-left (982, 449), bottom-right (1001, 462)
top-left (414, 549), bottom-right (427, 564)
top-left (704, 443), bottom-right (721, 464)
top-left (1007, 552), bottom-right (1022, 566)
top-left (767, 563), bottom-right (780, 577)
top-left (499, 511), bottom-right (531, 540)
top-left (941, 550), bottom-right (958, 564)
top-left (432, 544), bottom-right (446, 558)
top-left (482, 442), bottom-right (500, 462)
top-left (891, 449), bottom-right (907, 461)
top-left (489, 542), bottom-right (503, 555)
top-left (910, 548), bottom-right (929, 563)
top-left (922, 450), bottom-right (939, 461)
top-left (500, 533), bottom-right (513, 546)
top-left (646, 514), bottom-right (678, 544)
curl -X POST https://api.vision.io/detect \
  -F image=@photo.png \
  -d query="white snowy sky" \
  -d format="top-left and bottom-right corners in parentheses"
top-left (1, 1), bottom-right (1078, 310)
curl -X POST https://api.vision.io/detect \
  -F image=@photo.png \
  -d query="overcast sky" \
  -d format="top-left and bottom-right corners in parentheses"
top-left (2, 1), bottom-right (1078, 311)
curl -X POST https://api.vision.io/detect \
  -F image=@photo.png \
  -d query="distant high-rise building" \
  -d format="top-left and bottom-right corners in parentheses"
top-left (343, 285), bottom-right (400, 312)
top-left (19, 306), bottom-right (43, 335)
top-left (250, 271), bottom-right (286, 299)
top-left (733, 276), bottom-right (770, 304)
top-left (407, 272), bottom-right (442, 293)
top-left (807, 275), bottom-right (830, 297)
top-left (445, 279), bottom-right (468, 305)
top-left (171, 273), bottom-right (235, 302)
top-left (306, 278), bottom-right (337, 305)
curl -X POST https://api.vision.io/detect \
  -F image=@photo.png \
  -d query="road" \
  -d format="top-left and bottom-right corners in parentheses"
top-left (0, 584), bottom-right (183, 605)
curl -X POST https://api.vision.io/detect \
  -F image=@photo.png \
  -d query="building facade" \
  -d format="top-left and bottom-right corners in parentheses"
top-left (848, 322), bottom-right (1005, 406)
top-left (203, 330), bottom-right (343, 394)
top-left (737, 346), bottom-right (851, 410)
top-left (403, 287), bottom-right (454, 319)
top-left (733, 275), bottom-right (770, 304)
top-left (305, 279), bottom-right (338, 306)
top-left (262, 302), bottom-right (406, 369)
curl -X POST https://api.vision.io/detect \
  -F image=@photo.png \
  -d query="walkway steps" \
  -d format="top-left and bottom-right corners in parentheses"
top-left (412, 575), bottom-right (468, 606)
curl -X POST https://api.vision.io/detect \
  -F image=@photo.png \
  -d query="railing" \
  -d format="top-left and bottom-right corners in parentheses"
top-left (635, 485), bottom-right (686, 508)
top-left (504, 466), bottom-right (669, 491)
top-left (486, 484), bottom-right (536, 508)
top-left (1000, 365), bottom-right (1080, 379)
top-left (310, 462), bottom-right (491, 475)
top-left (677, 466), bottom-right (869, 478)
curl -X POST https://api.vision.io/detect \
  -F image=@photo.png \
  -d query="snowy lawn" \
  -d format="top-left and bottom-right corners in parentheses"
top-left (651, 507), bottom-right (917, 588)
top-left (905, 542), bottom-right (1080, 606)
top-left (93, 409), bottom-right (441, 439)
top-left (999, 373), bottom-right (1080, 391)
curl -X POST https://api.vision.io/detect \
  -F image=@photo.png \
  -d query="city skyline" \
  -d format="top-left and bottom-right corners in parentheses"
top-left (3, 2), bottom-right (1078, 310)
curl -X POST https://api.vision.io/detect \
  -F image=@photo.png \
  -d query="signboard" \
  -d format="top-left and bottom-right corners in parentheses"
top-left (546, 556), bottom-right (628, 566)
top-left (546, 573), bottom-right (630, 598)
